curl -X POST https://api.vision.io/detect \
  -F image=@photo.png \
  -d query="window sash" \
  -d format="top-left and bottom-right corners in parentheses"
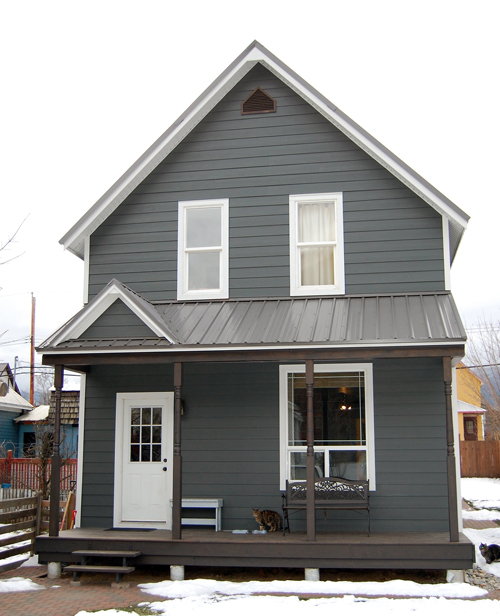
top-left (177, 199), bottom-right (229, 300)
top-left (289, 192), bottom-right (345, 296)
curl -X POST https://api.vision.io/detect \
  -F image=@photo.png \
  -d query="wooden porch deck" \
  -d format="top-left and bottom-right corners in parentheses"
top-left (35, 528), bottom-right (475, 571)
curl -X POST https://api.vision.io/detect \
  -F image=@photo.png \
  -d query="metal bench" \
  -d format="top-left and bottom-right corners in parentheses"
top-left (282, 477), bottom-right (370, 536)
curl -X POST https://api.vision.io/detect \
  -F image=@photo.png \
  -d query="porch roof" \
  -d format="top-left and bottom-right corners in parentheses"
top-left (38, 286), bottom-right (466, 360)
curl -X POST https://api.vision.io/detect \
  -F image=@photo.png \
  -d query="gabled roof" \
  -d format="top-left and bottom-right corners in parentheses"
top-left (40, 279), bottom-right (178, 349)
top-left (0, 387), bottom-right (33, 413)
top-left (60, 41), bottom-right (469, 261)
top-left (39, 286), bottom-right (466, 355)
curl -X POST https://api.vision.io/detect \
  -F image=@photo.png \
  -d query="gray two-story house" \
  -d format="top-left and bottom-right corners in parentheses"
top-left (36, 41), bottom-right (474, 573)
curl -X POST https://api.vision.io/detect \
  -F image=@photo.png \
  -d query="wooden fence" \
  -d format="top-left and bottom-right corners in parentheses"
top-left (0, 494), bottom-right (41, 574)
top-left (0, 452), bottom-right (77, 492)
top-left (460, 441), bottom-right (500, 478)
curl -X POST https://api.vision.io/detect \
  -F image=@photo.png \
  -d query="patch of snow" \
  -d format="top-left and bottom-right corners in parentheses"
top-left (461, 478), bottom-right (500, 509)
top-left (0, 577), bottom-right (45, 593)
top-left (76, 595), bottom-right (500, 616)
top-left (20, 554), bottom-right (42, 567)
top-left (462, 508), bottom-right (500, 520)
top-left (139, 578), bottom-right (486, 599)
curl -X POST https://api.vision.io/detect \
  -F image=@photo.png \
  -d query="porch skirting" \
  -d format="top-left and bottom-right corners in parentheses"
top-left (35, 528), bottom-right (475, 571)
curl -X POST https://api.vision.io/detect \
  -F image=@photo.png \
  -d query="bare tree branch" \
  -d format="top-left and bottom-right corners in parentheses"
top-left (464, 318), bottom-right (500, 440)
top-left (0, 215), bottom-right (29, 265)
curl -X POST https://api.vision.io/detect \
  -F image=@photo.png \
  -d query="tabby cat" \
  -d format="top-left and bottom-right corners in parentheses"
top-left (252, 508), bottom-right (281, 532)
top-left (479, 542), bottom-right (500, 564)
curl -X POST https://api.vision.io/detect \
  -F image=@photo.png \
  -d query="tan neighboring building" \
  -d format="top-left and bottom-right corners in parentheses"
top-left (457, 362), bottom-right (485, 441)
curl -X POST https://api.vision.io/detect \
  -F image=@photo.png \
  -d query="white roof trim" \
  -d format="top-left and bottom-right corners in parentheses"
top-left (41, 280), bottom-right (177, 348)
top-left (457, 400), bottom-right (486, 415)
top-left (42, 339), bottom-right (464, 356)
top-left (61, 41), bottom-right (469, 259)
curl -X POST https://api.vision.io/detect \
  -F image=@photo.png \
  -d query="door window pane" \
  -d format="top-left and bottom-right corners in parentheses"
top-left (130, 405), bottom-right (163, 462)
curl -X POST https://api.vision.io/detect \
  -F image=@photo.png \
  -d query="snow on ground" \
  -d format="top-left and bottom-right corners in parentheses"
top-left (75, 596), bottom-right (500, 616)
top-left (138, 577), bottom-right (485, 599)
top-left (0, 577), bottom-right (44, 593)
top-left (461, 478), bottom-right (500, 510)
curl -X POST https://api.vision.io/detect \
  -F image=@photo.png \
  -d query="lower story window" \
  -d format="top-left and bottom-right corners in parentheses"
top-left (279, 363), bottom-right (375, 489)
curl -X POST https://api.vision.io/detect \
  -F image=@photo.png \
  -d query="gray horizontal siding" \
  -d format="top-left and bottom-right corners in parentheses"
top-left (81, 358), bottom-right (449, 533)
top-left (89, 63), bottom-right (444, 302)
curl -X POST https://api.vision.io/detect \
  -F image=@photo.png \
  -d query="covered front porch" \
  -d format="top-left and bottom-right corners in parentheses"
top-left (35, 527), bottom-right (474, 571)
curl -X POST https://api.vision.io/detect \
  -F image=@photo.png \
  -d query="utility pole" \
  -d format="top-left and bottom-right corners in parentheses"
top-left (30, 293), bottom-right (35, 405)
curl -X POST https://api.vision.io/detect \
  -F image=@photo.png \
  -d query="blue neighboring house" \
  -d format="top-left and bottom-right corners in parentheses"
top-left (15, 391), bottom-right (79, 457)
top-left (0, 363), bottom-right (33, 456)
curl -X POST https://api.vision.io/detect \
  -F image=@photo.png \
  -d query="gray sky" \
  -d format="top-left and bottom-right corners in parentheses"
top-left (1, 0), bottom-right (499, 393)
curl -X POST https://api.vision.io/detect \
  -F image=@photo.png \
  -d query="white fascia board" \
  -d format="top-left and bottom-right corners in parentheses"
top-left (60, 41), bottom-right (469, 259)
top-left (47, 281), bottom-right (176, 347)
top-left (443, 217), bottom-right (451, 291)
top-left (43, 339), bottom-right (466, 356)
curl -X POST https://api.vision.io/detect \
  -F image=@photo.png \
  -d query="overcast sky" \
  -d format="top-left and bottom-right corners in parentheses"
top-left (1, 0), bottom-right (499, 394)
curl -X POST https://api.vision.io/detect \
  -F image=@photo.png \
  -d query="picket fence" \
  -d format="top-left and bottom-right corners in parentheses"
top-left (0, 452), bottom-right (77, 492)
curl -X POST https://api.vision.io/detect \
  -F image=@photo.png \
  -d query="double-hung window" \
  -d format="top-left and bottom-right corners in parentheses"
top-left (279, 364), bottom-right (375, 490)
top-left (289, 192), bottom-right (345, 295)
top-left (177, 199), bottom-right (229, 300)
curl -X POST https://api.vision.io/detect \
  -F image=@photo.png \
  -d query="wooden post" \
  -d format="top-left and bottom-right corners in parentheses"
top-left (172, 363), bottom-right (183, 540)
top-left (443, 357), bottom-right (459, 542)
top-left (305, 359), bottom-right (315, 541)
top-left (49, 365), bottom-right (64, 537)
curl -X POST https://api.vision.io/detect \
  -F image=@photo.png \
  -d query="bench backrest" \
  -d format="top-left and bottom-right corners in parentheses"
top-left (286, 477), bottom-right (369, 506)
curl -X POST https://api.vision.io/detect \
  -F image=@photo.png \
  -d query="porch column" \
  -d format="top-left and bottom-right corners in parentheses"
top-left (444, 356), bottom-right (459, 542)
top-left (172, 362), bottom-right (183, 540)
top-left (306, 359), bottom-right (315, 541)
top-left (49, 365), bottom-right (64, 537)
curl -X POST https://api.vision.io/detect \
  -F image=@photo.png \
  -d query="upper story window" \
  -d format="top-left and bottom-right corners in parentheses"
top-left (289, 192), bottom-right (345, 296)
top-left (177, 199), bottom-right (229, 301)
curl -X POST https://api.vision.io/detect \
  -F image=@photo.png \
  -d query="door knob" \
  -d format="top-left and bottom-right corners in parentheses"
top-left (163, 467), bottom-right (167, 472)
top-left (163, 458), bottom-right (167, 463)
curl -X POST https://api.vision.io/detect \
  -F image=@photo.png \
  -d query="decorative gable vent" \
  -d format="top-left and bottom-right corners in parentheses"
top-left (241, 87), bottom-right (277, 115)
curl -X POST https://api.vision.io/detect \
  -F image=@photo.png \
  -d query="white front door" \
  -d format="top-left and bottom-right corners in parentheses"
top-left (114, 392), bottom-right (174, 528)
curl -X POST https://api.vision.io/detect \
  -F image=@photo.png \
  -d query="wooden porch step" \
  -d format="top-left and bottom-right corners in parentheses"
top-left (64, 565), bottom-right (136, 575)
top-left (64, 548), bottom-right (142, 585)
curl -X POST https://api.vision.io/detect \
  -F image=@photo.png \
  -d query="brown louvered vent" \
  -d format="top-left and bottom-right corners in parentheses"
top-left (241, 87), bottom-right (277, 115)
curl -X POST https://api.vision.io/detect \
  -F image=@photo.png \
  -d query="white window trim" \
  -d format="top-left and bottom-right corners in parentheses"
top-left (177, 198), bottom-right (229, 301)
top-left (289, 192), bottom-right (345, 296)
top-left (279, 363), bottom-right (375, 490)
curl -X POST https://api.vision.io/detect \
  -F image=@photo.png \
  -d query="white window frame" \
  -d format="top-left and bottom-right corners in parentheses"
top-left (177, 198), bottom-right (229, 301)
top-left (279, 363), bottom-right (375, 490)
top-left (289, 192), bottom-right (345, 296)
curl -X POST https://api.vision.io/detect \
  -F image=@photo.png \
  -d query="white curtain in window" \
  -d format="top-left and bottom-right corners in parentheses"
top-left (298, 201), bottom-right (335, 286)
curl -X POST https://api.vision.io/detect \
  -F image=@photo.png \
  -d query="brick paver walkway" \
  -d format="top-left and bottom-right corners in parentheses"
top-left (0, 565), bottom-right (167, 616)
